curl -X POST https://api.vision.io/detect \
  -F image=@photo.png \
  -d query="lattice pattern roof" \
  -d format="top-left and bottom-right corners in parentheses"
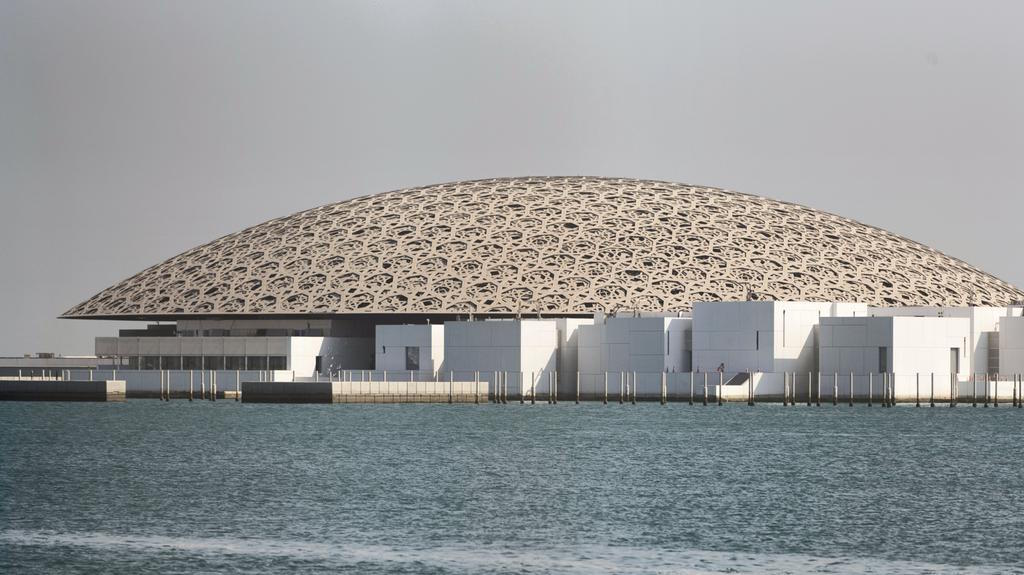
top-left (63, 177), bottom-right (1024, 318)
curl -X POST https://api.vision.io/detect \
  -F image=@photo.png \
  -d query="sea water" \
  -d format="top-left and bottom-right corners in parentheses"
top-left (1, 401), bottom-right (1022, 574)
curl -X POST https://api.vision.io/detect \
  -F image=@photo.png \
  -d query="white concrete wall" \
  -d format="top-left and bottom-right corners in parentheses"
top-left (375, 324), bottom-right (444, 373)
top-left (819, 316), bottom-right (970, 398)
top-left (693, 301), bottom-right (865, 376)
top-left (554, 318), bottom-right (594, 397)
top-left (575, 316), bottom-right (692, 397)
top-left (999, 316), bottom-right (1024, 375)
top-left (443, 319), bottom-right (558, 397)
top-left (867, 306), bottom-right (1008, 375)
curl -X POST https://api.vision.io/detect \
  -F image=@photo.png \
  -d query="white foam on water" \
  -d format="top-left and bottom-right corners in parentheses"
top-left (0, 529), bottom-right (1015, 574)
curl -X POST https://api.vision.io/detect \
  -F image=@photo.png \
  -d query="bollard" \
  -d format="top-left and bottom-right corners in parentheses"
top-left (603, 372), bottom-right (609, 405)
top-left (950, 373), bottom-right (955, 407)
top-left (994, 375), bottom-right (998, 408)
top-left (554, 372), bottom-right (559, 404)
top-left (449, 371), bottom-right (454, 404)
top-left (972, 373), bottom-right (977, 407)
top-left (189, 371), bottom-right (194, 402)
top-left (577, 372), bottom-right (581, 405)
top-left (201, 371), bottom-right (206, 400)
top-left (531, 372), bottom-right (537, 405)
top-left (475, 371), bottom-right (480, 404)
top-left (930, 372), bottom-right (935, 407)
top-left (915, 373), bottom-right (920, 407)
top-left (632, 372), bottom-right (637, 405)
top-left (984, 373), bottom-right (990, 408)
top-left (703, 372), bottom-right (708, 406)
top-left (782, 372), bottom-right (787, 406)
top-left (620, 372), bottom-right (625, 405)
top-left (849, 372), bottom-right (854, 407)
top-left (833, 372), bottom-right (838, 406)
top-left (816, 372), bottom-right (821, 407)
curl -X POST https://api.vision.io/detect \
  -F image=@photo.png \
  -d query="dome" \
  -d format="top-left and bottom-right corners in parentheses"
top-left (62, 177), bottom-right (1024, 319)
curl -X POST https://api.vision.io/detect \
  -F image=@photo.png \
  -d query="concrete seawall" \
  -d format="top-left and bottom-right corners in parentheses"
top-left (242, 380), bottom-right (485, 404)
top-left (0, 380), bottom-right (126, 402)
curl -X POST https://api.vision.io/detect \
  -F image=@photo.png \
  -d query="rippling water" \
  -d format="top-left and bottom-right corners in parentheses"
top-left (1, 402), bottom-right (1022, 574)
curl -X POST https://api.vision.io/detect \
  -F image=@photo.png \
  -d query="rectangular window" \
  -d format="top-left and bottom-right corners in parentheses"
top-left (141, 356), bottom-right (160, 370)
top-left (315, 356), bottom-right (323, 374)
top-left (246, 356), bottom-right (268, 370)
top-left (878, 347), bottom-right (888, 373)
top-left (160, 356), bottom-right (181, 370)
top-left (203, 356), bottom-right (224, 370)
top-left (405, 346), bottom-right (420, 371)
top-left (268, 356), bottom-right (287, 370)
top-left (950, 348), bottom-right (960, 374)
top-left (225, 356), bottom-right (245, 370)
top-left (182, 356), bottom-right (202, 370)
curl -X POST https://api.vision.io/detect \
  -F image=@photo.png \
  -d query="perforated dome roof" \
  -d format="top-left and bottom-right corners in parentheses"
top-left (63, 177), bottom-right (1024, 319)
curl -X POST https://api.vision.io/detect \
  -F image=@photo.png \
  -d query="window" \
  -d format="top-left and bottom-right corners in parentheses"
top-left (182, 356), bottom-right (202, 370)
top-left (204, 356), bottom-right (224, 370)
top-left (405, 346), bottom-right (420, 371)
top-left (950, 348), bottom-right (960, 374)
top-left (878, 347), bottom-right (888, 373)
top-left (315, 356), bottom-right (323, 374)
top-left (269, 356), bottom-right (287, 370)
top-left (141, 356), bottom-right (160, 370)
top-left (246, 356), bottom-right (268, 370)
top-left (225, 356), bottom-right (245, 370)
top-left (160, 356), bottom-right (181, 370)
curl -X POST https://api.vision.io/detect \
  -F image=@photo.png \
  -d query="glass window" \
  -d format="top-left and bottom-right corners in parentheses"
top-left (268, 356), bottom-right (287, 370)
top-left (141, 356), bottom-right (160, 370)
top-left (405, 346), bottom-right (420, 371)
top-left (878, 347), bottom-right (888, 373)
top-left (204, 356), bottom-right (225, 370)
top-left (182, 356), bottom-right (202, 370)
top-left (161, 356), bottom-right (181, 370)
top-left (225, 356), bottom-right (245, 370)
top-left (246, 356), bottom-right (268, 370)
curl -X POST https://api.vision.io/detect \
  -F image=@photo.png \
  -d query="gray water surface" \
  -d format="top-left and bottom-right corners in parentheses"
top-left (1, 402), bottom-right (1022, 574)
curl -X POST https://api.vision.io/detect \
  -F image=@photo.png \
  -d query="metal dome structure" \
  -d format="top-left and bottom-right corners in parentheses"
top-left (63, 177), bottom-right (1024, 319)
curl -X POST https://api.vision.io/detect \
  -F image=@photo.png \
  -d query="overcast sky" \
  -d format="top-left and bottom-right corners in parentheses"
top-left (1, 0), bottom-right (1022, 355)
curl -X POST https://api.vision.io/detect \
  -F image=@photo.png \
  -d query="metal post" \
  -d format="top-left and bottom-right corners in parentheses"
top-left (475, 371), bottom-right (480, 404)
top-left (950, 372), bottom-right (956, 407)
top-left (603, 371), bottom-right (608, 405)
top-left (833, 372), bottom-right (838, 406)
top-left (576, 371), bottom-right (581, 404)
top-left (703, 372), bottom-right (708, 406)
top-left (868, 372), bottom-right (873, 407)
top-left (849, 372), bottom-right (854, 407)
top-left (984, 373), bottom-right (989, 407)
top-left (449, 371), bottom-right (454, 404)
top-left (816, 372), bottom-right (821, 407)
top-left (718, 371), bottom-right (723, 406)
top-left (619, 372), bottom-right (624, 405)
top-left (236, 371), bottom-right (241, 401)
top-left (661, 372), bottom-right (667, 406)
top-left (783, 372), bottom-right (788, 406)
top-left (994, 375), bottom-right (998, 408)
top-left (690, 372), bottom-right (695, 406)
top-left (807, 371), bottom-right (812, 407)
top-left (915, 373), bottom-right (920, 407)
top-left (930, 372), bottom-right (935, 407)
top-left (972, 373), bottom-right (977, 407)
top-left (531, 371), bottom-right (536, 405)
top-left (631, 372), bottom-right (637, 405)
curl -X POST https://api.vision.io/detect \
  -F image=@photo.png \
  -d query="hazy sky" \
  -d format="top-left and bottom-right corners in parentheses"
top-left (1, 0), bottom-right (1022, 355)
